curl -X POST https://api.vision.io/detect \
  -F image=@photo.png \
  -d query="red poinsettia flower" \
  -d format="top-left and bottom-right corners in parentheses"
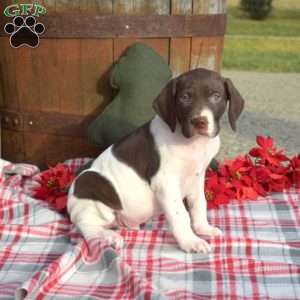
top-left (204, 136), bottom-right (299, 208)
top-left (249, 136), bottom-right (288, 166)
top-left (32, 163), bottom-right (75, 212)
top-left (289, 154), bottom-right (300, 188)
top-left (231, 178), bottom-right (257, 200)
top-left (249, 165), bottom-right (271, 196)
top-left (205, 169), bottom-right (235, 208)
top-left (218, 155), bottom-right (260, 200)
top-left (219, 155), bottom-right (253, 179)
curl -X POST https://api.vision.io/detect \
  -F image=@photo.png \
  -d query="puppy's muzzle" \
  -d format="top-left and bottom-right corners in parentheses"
top-left (190, 116), bottom-right (208, 132)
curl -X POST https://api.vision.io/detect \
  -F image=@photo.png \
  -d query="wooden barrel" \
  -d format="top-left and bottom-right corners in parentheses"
top-left (0, 0), bottom-right (226, 166)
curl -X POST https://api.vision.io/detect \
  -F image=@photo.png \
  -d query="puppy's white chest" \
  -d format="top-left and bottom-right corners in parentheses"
top-left (180, 135), bottom-right (219, 169)
top-left (177, 136), bottom-right (220, 192)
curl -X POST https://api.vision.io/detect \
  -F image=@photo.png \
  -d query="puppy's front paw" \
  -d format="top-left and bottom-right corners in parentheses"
top-left (194, 225), bottom-right (223, 237)
top-left (178, 235), bottom-right (211, 253)
top-left (100, 230), bottom-right (124, 249)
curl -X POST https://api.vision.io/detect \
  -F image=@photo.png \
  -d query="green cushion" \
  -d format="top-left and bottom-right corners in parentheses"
top-left (87, 42), bottom-right (172, 147)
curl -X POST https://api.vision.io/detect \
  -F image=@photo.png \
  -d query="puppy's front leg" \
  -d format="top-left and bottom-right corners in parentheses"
top-left (187, 172), bottom-right (222, 237)
top-left (155, 177), bottom-right (211, 253)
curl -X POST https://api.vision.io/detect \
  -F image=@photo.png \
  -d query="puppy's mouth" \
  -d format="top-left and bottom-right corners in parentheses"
top-left (181, 116), bottom-right (218, 138)
top-left (196, 128), bottom-right (210, 136)
top-left (190, 117), bottom-right (211, 137)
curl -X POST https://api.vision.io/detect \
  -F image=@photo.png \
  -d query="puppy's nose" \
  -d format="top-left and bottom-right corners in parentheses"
top-left (190, 117), bottom-right (208, 130)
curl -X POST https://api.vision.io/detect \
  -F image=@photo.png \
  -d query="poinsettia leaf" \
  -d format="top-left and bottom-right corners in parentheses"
top-left (241, 175), bottom-right (252, 186)
top-left (243, 186), bottom-right (258, 200)
top-left (249, 148), bottom-right (262, 157)
top-left (55, 195), bottom-right (67, 211)
top-left (295, 176), bottom-right (300, 188)
top-left (256, 136), bottom-right (273, 149)
top-left (266, 156), bottom-right (283, 166)
top-left (33, 186), bottom-right (51, 200)
top-left (253, 182), bottom-right (267, 196)
top-left (269, 173), bottom-right (285, 180)
top-left (215, 194), bottom-right (230, 204)
top-left (276, 153), bottom-right (289, 161)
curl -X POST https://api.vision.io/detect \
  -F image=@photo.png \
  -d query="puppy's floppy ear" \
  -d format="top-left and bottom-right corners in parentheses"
top-left (152, 78), bottom-right (177, 132)
top-left (224, 78), bottom-right (245, 131)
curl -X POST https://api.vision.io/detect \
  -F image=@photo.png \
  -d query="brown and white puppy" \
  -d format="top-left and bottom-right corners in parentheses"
top-left (67, 68), bottom-right (245, 253)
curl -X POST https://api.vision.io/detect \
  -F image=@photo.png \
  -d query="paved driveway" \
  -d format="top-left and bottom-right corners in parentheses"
top-left (217, 70), bottom-right (300, 160)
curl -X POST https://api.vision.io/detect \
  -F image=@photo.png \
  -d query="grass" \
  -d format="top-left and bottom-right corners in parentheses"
top-left (223, 0), bottom-right (300, 72)
top-left (223, 37), bottom-right (300, 72)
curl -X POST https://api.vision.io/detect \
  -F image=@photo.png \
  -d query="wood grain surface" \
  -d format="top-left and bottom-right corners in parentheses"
top-left (0, 0), bottom-right (226, 165)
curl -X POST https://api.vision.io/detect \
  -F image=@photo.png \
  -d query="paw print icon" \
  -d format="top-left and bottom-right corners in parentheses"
top-left (4, 16), bottom-right (45, 48)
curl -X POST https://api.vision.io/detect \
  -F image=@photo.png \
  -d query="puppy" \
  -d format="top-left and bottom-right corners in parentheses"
top-left (67, 68), bottom-right (245, 253)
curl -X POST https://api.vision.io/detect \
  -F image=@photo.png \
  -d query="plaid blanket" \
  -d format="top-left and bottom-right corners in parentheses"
top-left (0, 159), bottom-right (299, 300)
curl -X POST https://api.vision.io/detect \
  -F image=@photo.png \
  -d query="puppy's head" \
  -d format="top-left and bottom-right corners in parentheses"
top-left (152, 68), bottom-right (245, 138)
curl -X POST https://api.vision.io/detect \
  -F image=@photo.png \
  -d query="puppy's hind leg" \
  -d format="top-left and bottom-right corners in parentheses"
top-left (68, 196), bottom-right (124, 249)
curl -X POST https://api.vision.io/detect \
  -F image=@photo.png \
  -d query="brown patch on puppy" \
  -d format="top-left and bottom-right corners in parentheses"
top-left (74, 170), bottom-right (122, 210)
top-left (224, 78), bottom-right (245, 131)
top-left (152, 79), bottom-right (177, 132)
top-left (112, 122), bottom-right (160, 183)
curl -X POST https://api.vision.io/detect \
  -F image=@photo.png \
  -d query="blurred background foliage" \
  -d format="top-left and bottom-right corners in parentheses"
top-left (240, 0), bottom-right (273, 20)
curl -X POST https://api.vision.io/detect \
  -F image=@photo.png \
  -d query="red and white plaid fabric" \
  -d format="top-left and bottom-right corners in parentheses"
top-left (0, 159), bottom-right (299, 300)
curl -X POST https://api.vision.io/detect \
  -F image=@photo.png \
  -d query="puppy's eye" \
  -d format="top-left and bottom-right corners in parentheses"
top-left (209, 92), bottom-right (221, 103)
top-left (180, 93), bottom-right (191, 102)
